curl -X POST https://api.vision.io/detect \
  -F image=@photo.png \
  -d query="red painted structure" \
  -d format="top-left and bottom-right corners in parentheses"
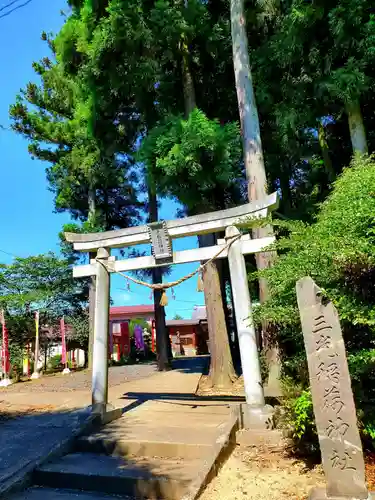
top-left (110, 305), bottom-right (154, 323)
top-left (109, 306), bottom-right (154, 360)
top-left (166, 320), bottom-right (209, 356)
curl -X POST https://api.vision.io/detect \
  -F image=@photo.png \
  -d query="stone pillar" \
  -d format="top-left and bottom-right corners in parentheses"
top-left (92, 247), bottom-right (110, 414)
top-left (297, 277), bottom-right (368, 500)
top-left (226, 226), bottom-right (273, 429)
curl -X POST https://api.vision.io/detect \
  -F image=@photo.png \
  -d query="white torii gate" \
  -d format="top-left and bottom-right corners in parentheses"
top-left (65, 193), bottom-right (279, 427)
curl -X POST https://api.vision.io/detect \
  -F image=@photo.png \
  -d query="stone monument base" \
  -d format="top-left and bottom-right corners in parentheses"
top-left (0, 378), bottom-right (13, 387)
top-left (30, 371), bottom-right (41, 379)
top-left (236, 403), bottom-right (275, 430)
top-left (309, 487), bottom-right (373, 500)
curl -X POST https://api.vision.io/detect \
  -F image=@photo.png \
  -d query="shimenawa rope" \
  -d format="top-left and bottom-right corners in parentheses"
top-left (96, 233), bottom-right (241, 306)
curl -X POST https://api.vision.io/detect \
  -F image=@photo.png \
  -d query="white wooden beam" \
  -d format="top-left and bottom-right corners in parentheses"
top-left (72, 236), bottom-right (275, 278)
top-left (65, 193), bottom-right (278, 252)
top-left (73, 263), bottom-right (95, 278)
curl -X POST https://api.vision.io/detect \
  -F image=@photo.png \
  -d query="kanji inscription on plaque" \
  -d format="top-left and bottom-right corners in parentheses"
top-left (148, 221), bottom-right (173, 262)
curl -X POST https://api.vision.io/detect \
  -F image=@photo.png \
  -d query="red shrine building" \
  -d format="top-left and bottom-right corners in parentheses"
top-left (109, 305), bottom-right (208, 359)
top-left (16, 305), bottom-right (208, 378)
top-left (109, 305), bottom-right (155, 359)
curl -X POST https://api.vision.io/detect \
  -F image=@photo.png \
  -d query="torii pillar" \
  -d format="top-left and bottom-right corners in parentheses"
top-left (226, 226), bottom-right (274, 429)
top-left (92, 247), bottom-right (111, 415)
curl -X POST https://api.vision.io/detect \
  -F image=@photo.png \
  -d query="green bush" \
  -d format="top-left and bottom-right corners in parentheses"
top-left (348, 349), bottom-right (375, 446)
top-left (8, 344), bottom-right (24, 382)
top-left (280, 379), bottom-right (319, 457)
top-left (255, 154), bottom-right (375, 330)
top-left (48, 354), bottom-right (63, 370)
top-left (254, 154), bottom-right (375, 455)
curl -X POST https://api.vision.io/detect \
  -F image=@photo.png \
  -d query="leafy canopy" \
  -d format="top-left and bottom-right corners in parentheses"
top-left (0, 253), bottom-right (85, 317)
top-left (139, 109), bottom-right (244, 213)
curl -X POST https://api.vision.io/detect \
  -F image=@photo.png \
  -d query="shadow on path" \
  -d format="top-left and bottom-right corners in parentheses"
top-left (120, 356), bottom-right (244, 415)
top-left (171, 355), bottom-right (210, 374)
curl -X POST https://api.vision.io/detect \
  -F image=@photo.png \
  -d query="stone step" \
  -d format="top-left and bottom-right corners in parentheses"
top-left (82, 418), bottom-right (227, 446)
top-left (76, 416), bottom-right (224, 460)
top-left (9, 486), bottom-right (132, 499)
top-left (121, 412), bottom-right (227, 427)
top-left (33, 452), bottom-right (198, 499)
top-left (76, 434), bottom-right (211, 460)
top-left (129, 400), bottom-right (233, 415)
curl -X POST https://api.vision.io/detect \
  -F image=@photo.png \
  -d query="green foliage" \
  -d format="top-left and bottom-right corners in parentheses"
top-left (66, 310), bottom-right (90, 349)
top-left (258, 155), bottom-right (375, 452)
top-left (0, 253), bottom-right (85, 318)
top-left (48, 354), bottom-right (63, 370)
top-left (139, 109), bottom-right (244, 213)
top-left (173, 314), bottom-right (183, 320)
top-left (10, 13), bottom-right (141, 232)
top-left (8, 344), bottom-right (25, 382)
top-left (348, 349), bottom-right (375, 444)
top-left (282, 350), bottom-right (375, 454)
top-left (8, 0), bottom-right (375, 455)
top-left (280, 380), bottom-right (319, 457)
top-left (0, 253), bottom-right (87, 354)
top-left (256, 154), bottom-right (375, 330)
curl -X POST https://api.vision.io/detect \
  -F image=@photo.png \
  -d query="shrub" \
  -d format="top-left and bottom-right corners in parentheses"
top-left (8, 344), bottom-right (24, 382)
top-left (280, 379), bottom-right (319, 457)
top-left (48, 354), bottom-right (63, 370)
top-left (255, 154), bottom-right (375, 454)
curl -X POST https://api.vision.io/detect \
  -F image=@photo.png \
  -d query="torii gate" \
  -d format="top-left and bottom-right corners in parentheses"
top-left (65, 192), bottom-right (278, 426)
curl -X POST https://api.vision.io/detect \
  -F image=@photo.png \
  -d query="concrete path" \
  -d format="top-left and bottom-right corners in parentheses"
top-left (2, 358), bottom-right (239, 499)
top-left (0, 407), bottom-right (93, 497)
top-left (0, 364), bottom-right (157, 413)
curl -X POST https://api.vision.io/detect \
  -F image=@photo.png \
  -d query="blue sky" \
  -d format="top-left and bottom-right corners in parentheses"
top-left (0, 0), bottom-right (204, 319)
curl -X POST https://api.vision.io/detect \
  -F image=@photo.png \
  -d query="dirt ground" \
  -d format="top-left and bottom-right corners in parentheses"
top-left (200, 444), bottom-right (324, 500)
top-left (197, 375), bottom-right (375, 498)
top-left (200, 444), bottom-right (375, 500)
top-left (0, 363), bottom-right (156, 393)
top-left (197, 374), bottom-right (245, 397)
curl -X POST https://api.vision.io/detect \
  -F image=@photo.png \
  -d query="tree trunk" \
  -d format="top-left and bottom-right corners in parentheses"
top-left (318, 122), bottom-right (335, 183)
top-left (346, 99), bottom-right (368, 155)
top-left (230, 0), bottom-right (281, 395)
top-left (87, 187), bottom-right (96, 371)
top-left (181, 13), bottom-right (235, 388)
top-left (152, 268), bottom-right (171, 371)
top-left (148, 188), bottom-right (171, 371)
top-left (88, 259), bottom-right (96, 371)
top-left (44, 343), bottom-right (48, 371)
top-left (88, 186), bottom-right (96, 223)
top-left (84, 347), bottom-right (89, 368)
top-left (230, 0), bottom-right (266, 201)
top-left (181, 34), bottom-right (196, 117)
top-left (203, 258), bottom-right (237, 388)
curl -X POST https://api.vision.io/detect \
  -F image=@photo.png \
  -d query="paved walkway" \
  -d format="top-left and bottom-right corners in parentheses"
top-left (4, 358), bottom-right (238, 499)
top-left (0, 363), bottom-right (157, 413)
top-left (0, 407), bottom-right (93, 495)
top-left (0, 357), bottom-right (220, 414)
top-left (0, 357), bottom-right (237, 499)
